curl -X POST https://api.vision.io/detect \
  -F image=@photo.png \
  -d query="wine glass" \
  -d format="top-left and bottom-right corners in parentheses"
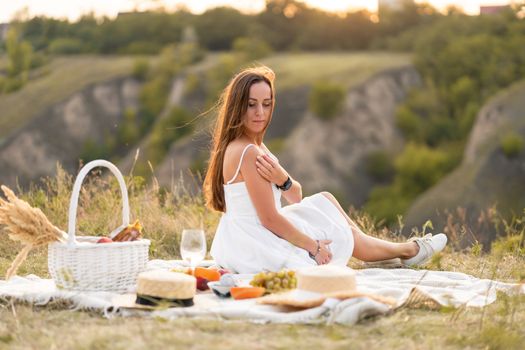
top-left (180, 229), bottom-right (207, 269)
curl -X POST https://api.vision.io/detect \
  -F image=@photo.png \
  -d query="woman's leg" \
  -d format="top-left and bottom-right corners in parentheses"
top-left (320, 192), bottom-right (418, 262)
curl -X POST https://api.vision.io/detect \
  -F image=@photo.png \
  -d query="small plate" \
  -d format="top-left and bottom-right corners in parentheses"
top-left (208, 281), bottom-right (231, 298)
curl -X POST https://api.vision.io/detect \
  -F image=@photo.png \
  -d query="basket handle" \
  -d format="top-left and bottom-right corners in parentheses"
top-left (67, 159), bottom-right (130, 246)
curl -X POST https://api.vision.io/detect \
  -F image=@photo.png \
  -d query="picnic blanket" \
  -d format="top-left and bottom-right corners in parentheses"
top-left (1, 260), bottom-right (523, 325)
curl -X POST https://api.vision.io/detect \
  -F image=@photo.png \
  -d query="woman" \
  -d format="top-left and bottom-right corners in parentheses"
top-left (205, 66), bottom-right (446, 273)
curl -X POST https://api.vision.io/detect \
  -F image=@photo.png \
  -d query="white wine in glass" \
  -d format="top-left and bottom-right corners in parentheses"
top-left (180, 229), bottom-right (206, 268)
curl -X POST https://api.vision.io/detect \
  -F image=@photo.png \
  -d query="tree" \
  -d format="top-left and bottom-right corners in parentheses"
top-left (5, 28), bottom-right (33, 78)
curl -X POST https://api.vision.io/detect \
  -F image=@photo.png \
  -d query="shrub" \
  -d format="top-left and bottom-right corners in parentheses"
top-left (395, 142), bottom-right (451, 195)
top-left (309, 81), bottom-right (346, 120)
top-left (80, 139), bottom-right (112, 162)
top-left (48, 38), bottom-right (84, 54)
top-left (365, 151), bottom-right (395, 182)
top-left (117, 109), bottom-right (141, 147)
top-left (139, 75), bottom-right (171, 117)
top-left (395, 105), bottom-right (422, 141)
top-left (364, 184), bottom-right (412, 225)
top-left (500, 132), bottom-right (524, 158)
top-left (2, 76), bottom-right (24, 93)
top-left (132, 59), bottom-right (150, 81)
top-left (233, 37), bottom-right (272, 61)
top-left (147, 107), bottom-right (194, 164)
top-left (118, 41), bottom-right (161, 55)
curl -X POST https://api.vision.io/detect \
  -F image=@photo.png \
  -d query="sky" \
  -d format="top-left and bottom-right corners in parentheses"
top-left (0, 0), bottom-right (515, 23)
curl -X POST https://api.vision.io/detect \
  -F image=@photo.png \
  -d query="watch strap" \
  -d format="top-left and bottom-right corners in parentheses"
top-left (276, 176), bottom-right (292, 191)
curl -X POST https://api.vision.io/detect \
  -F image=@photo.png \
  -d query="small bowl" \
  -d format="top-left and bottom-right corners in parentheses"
top-left (208, 281), bottom-right (231, 298)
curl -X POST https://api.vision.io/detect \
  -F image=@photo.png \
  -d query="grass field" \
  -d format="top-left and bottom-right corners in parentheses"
top-left (261, 52), bottom-right (412, 90)
top-left (0, 169), bottom-right (524, 349)
top-left (0, 55), bottom-right (148, 139)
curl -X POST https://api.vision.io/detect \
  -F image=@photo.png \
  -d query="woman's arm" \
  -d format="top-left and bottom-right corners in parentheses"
top-left (256, 154), bottom-right (302, 204)
top-left (242, 147), bottom-right (331, 264)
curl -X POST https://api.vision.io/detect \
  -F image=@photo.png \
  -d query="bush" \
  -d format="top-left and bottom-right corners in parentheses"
top-left (396, 105), bottom-right (422, 141)
top-left (48, 38), bottom-right (84, 54)
top-left (80, 139), bottom-right (112, 162)
top-left (365, 151), bottom-right (395, 182)
top-left (500, 132), bottom-right (524, 158)
top-left (233, 37), bottom-right (272, 61)
top-left (2, 76), bottom-right (24, 93)
top-left (132, 59), bottom-right (150, 81)
top-left (309, 81), bottom-right (346, 120)
top-left (147, 107), bottom-right (194, 164)
top-left (118, 41), bottom-right (161, 55)
top-left (395, 142), bottom-right (451, 196)
top-left (139, 75), bottom-right (171, 117)
top-left (117, 109), bottom-right (141, 146)
top-left (364, 184), bottom-right (412, 225)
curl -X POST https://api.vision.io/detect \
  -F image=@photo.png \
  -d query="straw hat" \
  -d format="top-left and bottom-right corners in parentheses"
top-left (257, 265), bottom-right (396, 308)
top-left (112, 270), bottom-right (197, 310)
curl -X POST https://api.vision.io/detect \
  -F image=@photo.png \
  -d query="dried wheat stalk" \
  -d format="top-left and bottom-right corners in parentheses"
top-left (0, 185), bottom-right (68, 279)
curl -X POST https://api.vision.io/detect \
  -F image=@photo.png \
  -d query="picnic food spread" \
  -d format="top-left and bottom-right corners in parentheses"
top-left (136, 270), bottom-right (196, 307)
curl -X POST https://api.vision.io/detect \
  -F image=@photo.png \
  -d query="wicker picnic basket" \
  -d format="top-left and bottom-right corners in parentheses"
top-left (48, 160), bottom-right (150, 292)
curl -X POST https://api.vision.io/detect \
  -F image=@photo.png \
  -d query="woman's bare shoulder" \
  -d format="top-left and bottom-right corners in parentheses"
top-left (223, 140), bottom-right (262, 182)
top-left (225, 140), bottom-right (261, 160)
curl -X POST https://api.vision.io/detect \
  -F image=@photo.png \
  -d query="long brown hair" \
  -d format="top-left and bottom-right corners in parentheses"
top-left (203, 66), bottom-right (276, 212)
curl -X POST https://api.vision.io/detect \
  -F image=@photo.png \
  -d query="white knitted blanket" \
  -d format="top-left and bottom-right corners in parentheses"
top-left (1, 260), bottom-right (522, 325)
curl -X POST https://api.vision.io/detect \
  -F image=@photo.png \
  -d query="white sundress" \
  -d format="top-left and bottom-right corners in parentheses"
top-left (210, 144), bottom-right (354, 273)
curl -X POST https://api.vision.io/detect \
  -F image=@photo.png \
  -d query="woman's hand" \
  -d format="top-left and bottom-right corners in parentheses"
top-left (256, 154), bottom-right (289, 186)
top-left (314, 239), bottom-right (332, 265)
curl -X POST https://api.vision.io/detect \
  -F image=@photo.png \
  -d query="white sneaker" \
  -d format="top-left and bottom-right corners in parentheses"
top-left (401, 233), bottom-right (448, 267)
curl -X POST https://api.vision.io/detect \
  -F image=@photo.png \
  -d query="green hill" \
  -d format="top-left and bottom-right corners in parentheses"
top-left (0, 55), bottom-right (147, 140)
top-left (261, 52), bottom-right (411, 90)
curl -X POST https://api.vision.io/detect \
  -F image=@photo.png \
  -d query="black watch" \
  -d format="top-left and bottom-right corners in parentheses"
top-left (276, 176), bottom-right (292, 191)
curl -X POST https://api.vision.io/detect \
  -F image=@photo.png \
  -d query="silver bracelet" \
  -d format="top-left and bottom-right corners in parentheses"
top-left (308, 240), bottom-right (320, 260)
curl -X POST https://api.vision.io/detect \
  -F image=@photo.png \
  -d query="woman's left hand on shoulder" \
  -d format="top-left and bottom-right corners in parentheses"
top-left (256, 154), bottom-right (289, 186)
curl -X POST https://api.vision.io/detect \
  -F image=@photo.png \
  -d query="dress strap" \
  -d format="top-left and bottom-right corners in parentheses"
top-left (226, 144), bottom-right (256, 185)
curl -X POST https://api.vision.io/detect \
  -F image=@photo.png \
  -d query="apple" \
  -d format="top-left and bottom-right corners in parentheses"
top-left (97, 237), bottom-right (113, 243)
top-left (196, 276), bottom-right (209, 291)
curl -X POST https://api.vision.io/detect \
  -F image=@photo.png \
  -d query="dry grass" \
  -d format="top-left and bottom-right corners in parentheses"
top-left (0, 168), bottom-right (524, 349)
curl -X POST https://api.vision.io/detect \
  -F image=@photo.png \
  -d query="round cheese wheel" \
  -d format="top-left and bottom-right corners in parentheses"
top-left (296, 265), bottom-right (356, 294)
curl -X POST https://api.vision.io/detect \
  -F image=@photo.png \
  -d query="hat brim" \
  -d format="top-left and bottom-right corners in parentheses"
top-left (257, 289), bottom-right (397, 309)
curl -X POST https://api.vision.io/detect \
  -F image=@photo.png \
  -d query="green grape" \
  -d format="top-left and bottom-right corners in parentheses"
top-left (248, 269), bottom-right (297, 294)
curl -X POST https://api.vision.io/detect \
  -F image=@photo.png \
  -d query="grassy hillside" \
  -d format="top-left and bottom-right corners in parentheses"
top-left (0, 55), bottom-right (148, 139)
top-left (0, 170), bottom-right (523, 349)
top-left (404, 79), bottom-right (525, 238)
top-left (261, 52), bottom-right (412, 90)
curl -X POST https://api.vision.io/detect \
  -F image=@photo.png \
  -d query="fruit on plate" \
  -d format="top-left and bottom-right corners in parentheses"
top-left (97, 237), bottom-right (113, 243)
top-left (250, 269), bottom-right (297, 294)
top-left (194, 267), bottom-right (221, 282)
top-left (230, 286), bottom-right (266, 300)
top-left (196, 276), bottom-right (209, 291)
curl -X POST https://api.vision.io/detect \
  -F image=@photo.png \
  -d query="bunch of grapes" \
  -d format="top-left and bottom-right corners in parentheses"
top-left (250, 269), bottom-right (297, 294)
